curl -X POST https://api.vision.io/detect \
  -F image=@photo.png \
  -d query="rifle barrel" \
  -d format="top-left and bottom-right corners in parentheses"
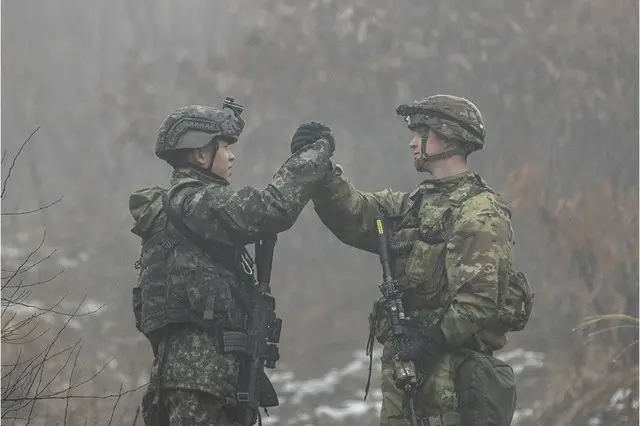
top-left (375, 216), bottom-right (393, 281)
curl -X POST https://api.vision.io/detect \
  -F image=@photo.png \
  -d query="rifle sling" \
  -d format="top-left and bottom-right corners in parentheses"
top-left (161, 192), bottom-right (254, 318)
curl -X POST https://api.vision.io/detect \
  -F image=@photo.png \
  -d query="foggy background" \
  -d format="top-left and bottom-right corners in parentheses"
top-left (2, 1), bottom-right (638, 425)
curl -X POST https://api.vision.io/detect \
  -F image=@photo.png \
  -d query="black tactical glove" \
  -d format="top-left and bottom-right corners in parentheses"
top-left (291, 121), bottom-right (335, 154)
top-left (398, 328), bottom-right (447, 364)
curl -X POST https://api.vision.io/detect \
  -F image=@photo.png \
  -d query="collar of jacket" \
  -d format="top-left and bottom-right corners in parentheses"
top-left (170, 166), bottom-right (230, 187)
top-left (412, 170), bottom-right (478, 198)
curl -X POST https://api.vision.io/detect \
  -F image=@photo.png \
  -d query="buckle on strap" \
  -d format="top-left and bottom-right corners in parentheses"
top-left (240, 252), bottom-right (255, 276)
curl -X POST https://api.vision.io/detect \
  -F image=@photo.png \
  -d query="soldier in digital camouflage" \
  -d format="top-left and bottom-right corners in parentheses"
top-left (129, 99), bottom-right (334, 425)
top-left (302, 95), bottom-right (532, 426)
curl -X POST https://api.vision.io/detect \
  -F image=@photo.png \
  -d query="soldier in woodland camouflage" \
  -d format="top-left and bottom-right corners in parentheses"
top-left (302, 95), bottom-right (532, 426)
top-left (129, 100), bottom-right (334, 425)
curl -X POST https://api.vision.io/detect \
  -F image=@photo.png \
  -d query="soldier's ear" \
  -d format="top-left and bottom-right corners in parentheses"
top-left (187, 148), bottom-right (205, 166)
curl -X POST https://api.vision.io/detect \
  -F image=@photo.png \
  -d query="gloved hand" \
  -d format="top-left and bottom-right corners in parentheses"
top-left (398, 328), bottom-right (446, 364)
top-left (291, 121), bottom-right (335, 154)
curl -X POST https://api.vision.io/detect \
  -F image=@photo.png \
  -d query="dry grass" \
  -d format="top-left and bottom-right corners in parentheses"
top-left (505, 163), bottom-right (638, 424)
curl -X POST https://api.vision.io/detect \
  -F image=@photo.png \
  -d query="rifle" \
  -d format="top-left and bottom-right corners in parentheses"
top-left (224, 236), bottom-right (282, 426)
top-left (375, 216), bottom-right (419, 426)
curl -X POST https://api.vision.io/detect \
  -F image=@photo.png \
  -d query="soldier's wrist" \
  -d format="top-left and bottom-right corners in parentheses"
top-left (312, 163), bottom-right (343, 202)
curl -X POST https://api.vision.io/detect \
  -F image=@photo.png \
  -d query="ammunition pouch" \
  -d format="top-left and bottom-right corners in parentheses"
top-left (223, 331), bottom-right (255, 357)
top-left (455, 349), bottom-right (517, 426)
top-left (266, 317), bottom-right (283, 347)
top-left (222, 319), bottom-right (281, 365)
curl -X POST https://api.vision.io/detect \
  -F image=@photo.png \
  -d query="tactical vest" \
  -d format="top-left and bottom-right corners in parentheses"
top-left (134, 183), bottom-right (254, 337)
top-left (369, 175), bottom-right (534, 349)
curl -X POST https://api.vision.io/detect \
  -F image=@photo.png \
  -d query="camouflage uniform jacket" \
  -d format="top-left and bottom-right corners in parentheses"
top-left (129, 140), bottom-right (332, 397)
top-left (312, 168), bottom-right (514, 352)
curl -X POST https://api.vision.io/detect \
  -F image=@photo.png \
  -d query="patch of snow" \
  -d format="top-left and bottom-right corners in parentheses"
top-left (609, 388), bottom-right (632, 410)
top-left (512, 408), bottom-right (533, 423)
top-left (315, 400), bottom-right (373, 419)
top-left (67, 319), bottom-right (83, 330)
top-left (496, 348), bottom-right (545, 374)
top-left (2, 245), bottom-right (26, 259)
top-left (588, 416), bottom-right (602, 426)
top-left (57, 256), bottom-right (80, 268)
top-left (261, 415), bottom-right (280, 425)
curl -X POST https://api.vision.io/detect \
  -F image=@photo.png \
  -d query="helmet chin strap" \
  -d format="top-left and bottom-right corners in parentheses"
top-left (205, 149), bottom-right (215, 172)
top-left (415, 135), bottom-right (466, 171)
top-left (181, 143), bottom-right (223, 181)
top-left (195, 140), bottom-right (217, 173)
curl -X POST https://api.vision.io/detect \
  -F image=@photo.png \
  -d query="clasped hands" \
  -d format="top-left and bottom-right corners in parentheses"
top-left (290, 121), bottom-right (335, 154)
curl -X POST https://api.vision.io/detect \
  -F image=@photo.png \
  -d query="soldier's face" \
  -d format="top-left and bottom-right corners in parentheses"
top-left (410, 131), bottom-right (423, 160)
top-left (409, 128), bottom-right (446, 171)
top-left (210, 140), bottom-right (235, 181)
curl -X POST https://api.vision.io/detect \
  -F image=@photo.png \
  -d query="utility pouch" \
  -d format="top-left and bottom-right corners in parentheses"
top-left (455, 349), bottom-right (517, 426)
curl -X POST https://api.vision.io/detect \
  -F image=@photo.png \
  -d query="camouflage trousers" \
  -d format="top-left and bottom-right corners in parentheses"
top-left (160, 389), bottom-right (248, 426)
top-left (379, 345), bottom-right (461, 426)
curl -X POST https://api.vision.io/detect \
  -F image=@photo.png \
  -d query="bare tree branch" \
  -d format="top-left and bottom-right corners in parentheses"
top-left (1, 143), bottom-right (136, 424)
top-left (107, 383), bottom-right (124, 426)
top-left (132, 406), bottom-right (140, 426)
top-left (2, 384), bottom-right (147, 402)
top-left (1, 126), bottom-right (40, 200)
top-left (2, 196), bottom-right (64, 216)
top-left (2, 269), bottom-right (66, 289)
top-left (64, 345), bottom-right (82, 426)
top-left (3, 296), bottom-right (105, 318)
top-left (1, 229), bottom-right (48, 289)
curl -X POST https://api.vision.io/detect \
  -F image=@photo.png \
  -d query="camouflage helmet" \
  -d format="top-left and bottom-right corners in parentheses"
top-left (396, 94), bottom-right (485, 153)
top-left (155, 99), bottom-right (245, 161)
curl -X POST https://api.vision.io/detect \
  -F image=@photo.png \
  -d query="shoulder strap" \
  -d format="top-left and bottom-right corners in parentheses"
top-left (161, 191), bottom-right (254, 280)
top-left (161, 191), bottom-right (257, 318)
